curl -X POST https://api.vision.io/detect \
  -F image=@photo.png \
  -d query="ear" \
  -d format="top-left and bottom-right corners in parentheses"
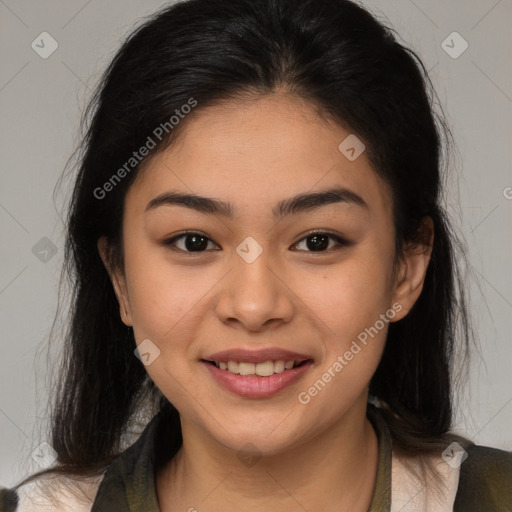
top-left (97, 236), bottom-right (133, 326)
top-left (390, 217), bottom-right (434, 322)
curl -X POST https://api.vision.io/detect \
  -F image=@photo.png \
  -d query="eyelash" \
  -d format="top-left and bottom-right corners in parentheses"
top-left (162, 230), bottom-right (350, 254)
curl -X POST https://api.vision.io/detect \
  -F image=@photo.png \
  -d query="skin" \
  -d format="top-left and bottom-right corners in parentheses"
top-left (98, 92), bottom-right (433, 511)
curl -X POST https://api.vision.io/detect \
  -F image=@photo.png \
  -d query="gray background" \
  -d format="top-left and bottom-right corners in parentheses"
top-left (1, 0), bottom-right (511, 487)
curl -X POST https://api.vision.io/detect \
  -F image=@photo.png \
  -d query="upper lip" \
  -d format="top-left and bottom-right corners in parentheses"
top-left (203, 348), bottom-right (313, 364)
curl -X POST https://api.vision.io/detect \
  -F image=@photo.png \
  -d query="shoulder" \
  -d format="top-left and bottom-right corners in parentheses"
top-left (454, 443), bottom-right (512, 512)
top-left (0, 474), bottom-right (103, 512)
top-left (391, 447), bottom-right (461, 511)
top-left (390, 441), bottom-right (512, 512)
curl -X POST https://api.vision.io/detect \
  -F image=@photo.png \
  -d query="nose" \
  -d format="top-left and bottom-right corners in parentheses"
top-left (214, 246), bottom-right (295, 332)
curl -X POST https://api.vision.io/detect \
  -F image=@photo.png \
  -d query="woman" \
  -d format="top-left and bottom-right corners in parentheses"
top-left (1, 0), bottom-right (511, 510)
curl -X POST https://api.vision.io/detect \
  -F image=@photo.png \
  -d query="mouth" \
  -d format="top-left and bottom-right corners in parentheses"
top-left (201, 358), bottom-right (311, 377)
top-left (200, 348), bottom-right (315, 398)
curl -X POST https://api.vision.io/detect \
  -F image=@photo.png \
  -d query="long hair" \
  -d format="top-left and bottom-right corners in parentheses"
top-left (16, 0), bottom-right (472, 487)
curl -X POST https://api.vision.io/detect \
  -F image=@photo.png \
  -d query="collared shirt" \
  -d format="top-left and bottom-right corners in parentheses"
top-left (4, 405), bottom-right (512, 511)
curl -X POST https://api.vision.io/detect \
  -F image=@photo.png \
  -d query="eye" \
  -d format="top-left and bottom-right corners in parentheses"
top-left (163, 232), bottom-right (219, 252)
top-left (163, 230), bottom-right (350, 254)
top-left (292, 231), bottom-right (349, 252)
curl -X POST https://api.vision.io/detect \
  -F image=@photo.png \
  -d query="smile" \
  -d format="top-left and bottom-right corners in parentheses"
top-left (202, 359), bottom-right (314, 398)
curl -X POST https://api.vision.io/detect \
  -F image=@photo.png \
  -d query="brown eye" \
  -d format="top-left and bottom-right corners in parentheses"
top-left (163, 232), bottom-right (219, 252)
top-left (293, 232), bottom-right (349, 252)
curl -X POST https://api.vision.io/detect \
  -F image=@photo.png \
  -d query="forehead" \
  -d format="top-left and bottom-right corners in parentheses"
top-left (126, 93), bottom-right (393, 220)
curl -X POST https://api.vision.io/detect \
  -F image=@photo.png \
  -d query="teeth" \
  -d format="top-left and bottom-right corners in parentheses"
top-left (273, 360), bottom-right (285, 373)
top-left (255, 361), bottom-right (275, 377)
top-left (214, 359), bottom-right (303, 376)
top-left (238, 362), bottom-right (255, 376)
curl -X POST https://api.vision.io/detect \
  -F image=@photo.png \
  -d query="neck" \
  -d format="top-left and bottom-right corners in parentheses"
top-left (156, 400), bottom-right (379, 512)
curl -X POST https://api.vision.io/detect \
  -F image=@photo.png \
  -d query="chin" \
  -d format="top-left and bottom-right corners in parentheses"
top-left (208, 417), bottom-right (306, 455)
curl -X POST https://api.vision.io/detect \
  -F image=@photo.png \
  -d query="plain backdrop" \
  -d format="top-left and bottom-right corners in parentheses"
top-left (1, 0), bottom-right (511, 488)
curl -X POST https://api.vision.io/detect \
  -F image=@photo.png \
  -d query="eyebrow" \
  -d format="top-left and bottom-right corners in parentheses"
top-left (145, 186), bottom-right (368, 218)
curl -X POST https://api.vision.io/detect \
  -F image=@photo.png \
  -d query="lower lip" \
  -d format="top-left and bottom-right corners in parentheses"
top-left (202, 360), bottom-right (314, 398)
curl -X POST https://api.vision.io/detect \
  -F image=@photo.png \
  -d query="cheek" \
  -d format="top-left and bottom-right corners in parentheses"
top-left (122, 240), bottom-right (210, 348)
top-left (291, 242), bottom-right (394, 396)
top-left (294, 269), bottom-right (391, 412)
top-left (295, 247), bottom-right (394, 339)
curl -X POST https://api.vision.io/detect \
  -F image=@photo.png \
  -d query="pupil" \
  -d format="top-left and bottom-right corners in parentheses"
top-left (185, 234), bottom-right (208, 251)
top-left (307, 234), bottom-right (329, 251)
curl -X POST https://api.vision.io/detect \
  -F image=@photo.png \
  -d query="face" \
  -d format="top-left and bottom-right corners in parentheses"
top-left (99, 92), bottom-right (431, 456)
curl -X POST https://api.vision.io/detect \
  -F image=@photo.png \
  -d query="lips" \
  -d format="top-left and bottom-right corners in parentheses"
top-left (201, 348), bottom-right (314, 397)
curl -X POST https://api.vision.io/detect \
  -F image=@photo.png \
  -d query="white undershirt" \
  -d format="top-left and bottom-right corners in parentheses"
top-left (391, 450), bottom-right (461, 511)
